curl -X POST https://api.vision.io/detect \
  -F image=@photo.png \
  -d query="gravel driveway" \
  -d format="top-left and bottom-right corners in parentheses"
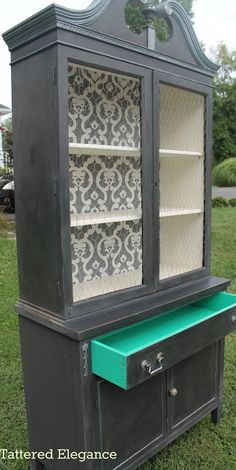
top-left (212, 187), bottom-right (236, 199)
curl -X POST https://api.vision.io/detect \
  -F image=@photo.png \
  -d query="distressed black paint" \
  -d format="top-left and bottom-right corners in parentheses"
top-left (3, 1), bottom-right (232, 469)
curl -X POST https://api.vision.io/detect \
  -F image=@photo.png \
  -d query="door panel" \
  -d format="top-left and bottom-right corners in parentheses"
top-left (169, 343), bottom-right (218, 429)
top-left (159, 84), bottom-right (205, 281)
top-left (96, 374), bottom-right (165, 469)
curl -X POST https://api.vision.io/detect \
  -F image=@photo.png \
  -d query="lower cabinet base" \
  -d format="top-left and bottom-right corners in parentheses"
top-left (30, 403), bottom-right (223, 470)
top-left (19, 317), bottom-right (225, 470)
top-left (117, 403), bottom-right (223, 470)
top-left (94, 342), bottom-right (224, 470)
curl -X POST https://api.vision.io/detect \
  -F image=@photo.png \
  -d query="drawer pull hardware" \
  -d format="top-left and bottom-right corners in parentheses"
top-left (141, 352), bottom-right (164, 375)
top-left (169, 387), bottom-right (178, 397)
top-left (232, 315), bottom-right (236, 324)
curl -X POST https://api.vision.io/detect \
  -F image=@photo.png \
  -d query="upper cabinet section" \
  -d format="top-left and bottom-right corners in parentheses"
top-left (2, 0), bottom-right (219, 317)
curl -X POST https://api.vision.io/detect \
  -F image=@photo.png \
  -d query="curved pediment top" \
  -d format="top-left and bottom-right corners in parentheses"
top-left (168, 1), bottom-right (219, 72)
top-left (53, 0), bottom-right (114, 25)
top-left (3, 0), bottom-right (219, 74)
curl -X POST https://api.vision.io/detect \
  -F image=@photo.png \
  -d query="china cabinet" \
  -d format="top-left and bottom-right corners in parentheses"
top-left (3, 1), bottom-right (236, 469)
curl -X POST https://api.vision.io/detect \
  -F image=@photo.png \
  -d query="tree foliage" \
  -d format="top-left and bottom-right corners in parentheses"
top-left (1, 117), bottom-right (13, 166)
top-left (213, 42), bottom-right (236, 83)
top-left (125, 0), bottom-right (194, 42)
top-left (213, 43), bottom-right (236, 164)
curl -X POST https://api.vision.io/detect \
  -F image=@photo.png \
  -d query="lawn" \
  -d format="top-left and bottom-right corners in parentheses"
top-left (0, 208), bottom-right (235, 470)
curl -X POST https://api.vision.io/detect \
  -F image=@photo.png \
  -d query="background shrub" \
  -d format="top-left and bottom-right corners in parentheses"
top-left (0, 167), bottom-right (11, 177)
top-left (229, 198), bottom-right (236, 207)
top-left (212, 197), bottom-right (230, 208)
top-left (213, 158), bottom-right (236, 187)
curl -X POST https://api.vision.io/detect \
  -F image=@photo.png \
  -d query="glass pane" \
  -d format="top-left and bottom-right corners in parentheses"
top-left (159, 85), bottom-right (205, 280)
top-left (68, 63), bottom-right (143, 301)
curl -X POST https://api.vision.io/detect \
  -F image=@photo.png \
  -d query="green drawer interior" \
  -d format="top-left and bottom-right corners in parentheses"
top-left (91, 292), bottom-right (236, 389)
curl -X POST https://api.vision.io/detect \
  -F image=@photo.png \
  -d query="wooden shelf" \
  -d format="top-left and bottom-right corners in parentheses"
top-left (160, 208), bottom-right (203, 218)
top-left (160, 149), bottom-right (203, 158)
top-left (71, 208), bottom-right (202, 225)
top-left (69, 143), bottom-right (141, 157)
top-left (70, 209), bottom-right (142, 227)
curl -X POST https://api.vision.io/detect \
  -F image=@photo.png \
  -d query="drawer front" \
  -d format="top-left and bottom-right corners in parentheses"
top-left (127, 306), bottom-right (236, 389)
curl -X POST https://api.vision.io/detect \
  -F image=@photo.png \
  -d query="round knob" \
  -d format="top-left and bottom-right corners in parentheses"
top-left (141, 360), bottom-right (150, 371)
top-left (169, 387), bottom-right (178, 397)
top-left (232, 315), bottom-right (236, 324)
top-left (157, 352), bottom-right (164, 362)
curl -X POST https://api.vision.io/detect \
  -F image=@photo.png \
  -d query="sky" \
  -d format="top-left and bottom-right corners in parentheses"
top-left (0, 0), bottom-right (236, 110)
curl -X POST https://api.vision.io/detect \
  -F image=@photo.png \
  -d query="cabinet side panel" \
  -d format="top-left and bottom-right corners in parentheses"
top-left (19, 317), bottom-right (84, 469)
top-left (12, 47), bottom-right (62, 314)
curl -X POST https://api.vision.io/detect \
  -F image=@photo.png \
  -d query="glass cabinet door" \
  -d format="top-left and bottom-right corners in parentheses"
top-left (68, 63), bottom-right (143, 302)
top-left (159, 84), bottom-right (205, 280)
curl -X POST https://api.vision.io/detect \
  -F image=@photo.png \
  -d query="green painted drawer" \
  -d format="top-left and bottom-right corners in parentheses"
top-left (91, 292), bottom-right (236, 389)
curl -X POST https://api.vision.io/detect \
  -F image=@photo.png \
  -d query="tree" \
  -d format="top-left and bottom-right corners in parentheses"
top-left (212, 43), bottom-right (236, 163)
top-left (125, 0), bottom-right (194, 42)
top-left (1, 116), bottom-right (13, 167)
top-left (212, 42), bottom-right (236, 84)
top-left (213, 82), bottom-right (236, 163)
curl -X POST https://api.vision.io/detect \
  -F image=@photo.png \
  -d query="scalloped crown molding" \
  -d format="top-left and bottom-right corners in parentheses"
top-left (168, 2), bottom-right (219, 72)
top-left (2, 0), bottom-right (219, 74)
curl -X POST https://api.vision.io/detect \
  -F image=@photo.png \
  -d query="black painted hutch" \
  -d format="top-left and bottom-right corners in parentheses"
top-left (3, 1), bottom-right (236, 469)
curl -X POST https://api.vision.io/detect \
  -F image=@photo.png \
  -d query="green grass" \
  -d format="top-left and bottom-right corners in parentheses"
top-left (211, 208), bottom-right (236, 293)
top-left (0, 208), bottom-right (235, 470)
top-left (0, 239), bottom-right (28, 470)
top-left (0, 212), bottom-right (15, 240)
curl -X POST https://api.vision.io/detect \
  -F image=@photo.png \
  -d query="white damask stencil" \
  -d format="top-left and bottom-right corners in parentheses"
top-left (71, 221), bottom-right (143, 301)
top-left (68, 64), bottom-right (141, 147)
top-left (69, 154), bottom-right (141, 215)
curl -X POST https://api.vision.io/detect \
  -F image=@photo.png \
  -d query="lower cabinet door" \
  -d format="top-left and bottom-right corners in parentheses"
top-left (169, 343), bottom-right (218, 430)
top-left (95, 373), bottom-right (165, 469)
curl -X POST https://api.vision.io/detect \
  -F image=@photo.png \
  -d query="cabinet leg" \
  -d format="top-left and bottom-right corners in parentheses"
top-left (211, 405), bottom-right (222, 425)
top-left (30, 459), bottom-right (45, 470)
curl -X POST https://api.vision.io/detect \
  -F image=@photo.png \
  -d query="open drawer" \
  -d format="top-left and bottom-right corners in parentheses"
top-left (91, 292), bottom-right (236, 389)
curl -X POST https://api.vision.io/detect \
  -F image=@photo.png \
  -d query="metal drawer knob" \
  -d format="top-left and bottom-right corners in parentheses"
top-left (141, 352), bottom-right (164, 376)
top-left (169, 387), bottom-right (178, 397)
top-left (232, 315), bottom-right (236, 324)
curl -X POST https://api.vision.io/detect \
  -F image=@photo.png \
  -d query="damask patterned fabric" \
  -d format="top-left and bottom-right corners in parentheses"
top-left (68, 64), bottom-right (141, 147)
top-left (68, 64), bottom-right (143, 301)
top-left (69, 154), bottom-right (141, 215)
top-left (71, 221), bottom-right (142, 300)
